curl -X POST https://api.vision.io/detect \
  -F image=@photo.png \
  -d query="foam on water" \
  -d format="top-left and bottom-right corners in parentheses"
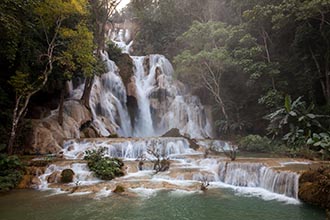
top-left (169, 189), bottom-right (201, 196)
top-left (68, 191), bottom-right (93, 196)
top-left (95, 188), bottom-right (112, 199)
top-left (209, 182), bottom-right (300, 204)
top-left (128, 187), bottom-right (159, 198)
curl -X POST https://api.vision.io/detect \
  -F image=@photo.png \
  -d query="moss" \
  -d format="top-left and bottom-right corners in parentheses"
top-left (113, 185), bottom-right (125, 193)
top-left (108, 133), bottom-right (119, 138)
top-left (61, 169), bottom-right (75, 183)
top-left (116, 53), bottom-right (133, 87)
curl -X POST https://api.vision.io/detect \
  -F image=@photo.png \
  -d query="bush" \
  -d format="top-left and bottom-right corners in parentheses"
top-left (106, 41), bottom-right (122, 63)
top-left (0, 154), bottom-right (24, 192)
top-left (238, 135), bottom-right (273, 153)
top-left (84, 148), bottom-right (124, 180)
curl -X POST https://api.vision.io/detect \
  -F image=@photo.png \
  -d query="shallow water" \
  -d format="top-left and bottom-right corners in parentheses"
top-left (0, 189), bottom-right (325, 220)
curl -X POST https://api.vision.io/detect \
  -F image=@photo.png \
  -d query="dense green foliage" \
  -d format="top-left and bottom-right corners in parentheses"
top-left (0, 154), bottom-right (24, 192)
top-left (0, 0), bottom-right (122, 154)
top-left (122, 0), bottom-right (330, 157)
top-left (238, 135), bottom-right (273, 153)
top-left (84, 148), bottom-right (125, 180)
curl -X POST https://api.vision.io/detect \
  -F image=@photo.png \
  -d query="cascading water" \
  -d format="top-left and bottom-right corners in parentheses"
top-left (132, 56), bottom-right (155, 137)
top-left (36, 27), bottom-right (303, 205)
top-left (38, 136), bottom-right (303, 203)
top-left (62, 137), bottom-right (195, 160)
top-left (67, 28), bottom-right (212, 138)
top-left (218, 162), bottom-right (300, 199)
top-left (90, 51), bottom-right (132, 137)
top-left (107, 28), bottom-right (213, 138)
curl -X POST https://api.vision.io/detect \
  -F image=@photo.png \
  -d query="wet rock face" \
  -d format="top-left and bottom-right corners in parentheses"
top-left (116, 53), bottom-right (134, 88)
top-left (28, 100), bottom-right (92, 154)
top-left (299, 167), bottom-right (330, 209)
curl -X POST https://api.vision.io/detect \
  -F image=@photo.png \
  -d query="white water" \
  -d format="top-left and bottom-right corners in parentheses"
top-left (39, 28), bottom-right (301, 204)
top-left (218, 162), bottom-right (300, 199)
top-left (66, 28), bottom-right (213, 139)
top-left (62, 138), bottom-right (195, 160)
top-left (106, 28), bottom-right (213, 138)
top-left (38, 162), bottom-right (101, 191)
top-left (37, 138), bottom-right (302, 204)
top-left (132, 56), bottom-right (155, 137)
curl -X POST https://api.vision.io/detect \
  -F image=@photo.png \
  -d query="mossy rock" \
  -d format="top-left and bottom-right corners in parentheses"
top-left (113, 185), bottom-right (125, 193)
top-left (116, 53), bottom-right (134, 86)
top-left (299, 171), bottom-right (323, 183)
top-left (299, 168), bottom-right (330, 209)
top-left (108, 133), bottom-right (119, 138)
top-left (61, 169), bottom-right (75, 183)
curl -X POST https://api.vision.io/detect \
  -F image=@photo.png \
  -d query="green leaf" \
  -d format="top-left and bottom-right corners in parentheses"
top-left (307, 138), bottom-right (314, 145)
top-left (289, 111), bottom-right (297, 117)
top-left (284, 95), bottom-right (292, 112)
top-left (306, 114), bottom-right (316, 119)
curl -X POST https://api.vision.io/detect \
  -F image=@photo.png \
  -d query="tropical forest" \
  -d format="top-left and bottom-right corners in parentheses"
top-left (0, 0), bottom-right (330, 219)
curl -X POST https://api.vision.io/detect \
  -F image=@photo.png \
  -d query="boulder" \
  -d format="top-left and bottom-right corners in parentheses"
top-left (61, 169), bottom-right (75, 183)
top-left (115, 53), bottom-right (134, 88)
top-left (299, 167), bottom-right (330, 210)
top-left (113, 185), bottom-right (125, 193)
top-left (47, 171), bottom-right (61, 183)
top-left (28, 100), bottom-right (92, 154)
top-left (17, 175), bottom-right (33, 189)
top-left (162, 128), bottom-right (200, 150)
top-left (127, 80), bottom-right (137, 98)
top-left (162, 128), bottom-right (182, 137)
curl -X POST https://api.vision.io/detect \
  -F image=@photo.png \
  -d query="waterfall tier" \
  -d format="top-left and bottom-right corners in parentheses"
top-left (218, 162), bottom-right (299, 199)
top-left (62, 137), bottom-right (197, 160)
top-left (37, 138), bottom-right (302, 202)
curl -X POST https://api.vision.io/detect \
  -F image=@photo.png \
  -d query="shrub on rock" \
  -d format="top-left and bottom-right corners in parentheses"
top-left (84, 148), bottom-right (124, 180)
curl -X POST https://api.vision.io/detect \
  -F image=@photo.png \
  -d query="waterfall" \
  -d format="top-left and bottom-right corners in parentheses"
top-left (218, 162), bottom-right (300, 199)
top-left (65, 28), bottom-right (213, 138)
top-left (132, 56), bottom-right (155, 137)
top-left (106, 28), bottom-right (213, 138)
top-left (89, 51), bottom-right (132, 137)
top-left (62, 137), bottom-right (195, 160)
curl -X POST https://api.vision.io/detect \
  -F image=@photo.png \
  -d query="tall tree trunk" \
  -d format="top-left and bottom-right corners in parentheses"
top-left (319, 12), bottom-right (330, 104)
top-left (58, 86), bottom-right (65, 126)
top-left (202, 61), bottom-right (229, 121)
top-left (261, 28), bottom-right (276, 90)
top-left (81, 76), bottom-right (94, 109)
top-left (7, 98), bottom-right (21, 155)
top-left (7, 17), bottom-right (60, 154)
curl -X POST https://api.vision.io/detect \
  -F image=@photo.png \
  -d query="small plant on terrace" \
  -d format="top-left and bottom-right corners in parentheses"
top-left (84, 148), bottom-right (124, 180)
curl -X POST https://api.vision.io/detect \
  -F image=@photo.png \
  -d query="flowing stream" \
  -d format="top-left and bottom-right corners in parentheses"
top-left (36, 138), bottom-right (304, 205)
